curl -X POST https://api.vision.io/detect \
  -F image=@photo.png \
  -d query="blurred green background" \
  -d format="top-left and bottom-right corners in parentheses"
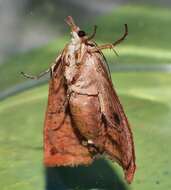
top-left (0, 0), bottom-right (171, 190)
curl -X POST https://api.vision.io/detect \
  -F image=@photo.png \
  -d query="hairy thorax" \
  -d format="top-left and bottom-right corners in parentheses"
top-left (64, 40), bottom-right (98, 95)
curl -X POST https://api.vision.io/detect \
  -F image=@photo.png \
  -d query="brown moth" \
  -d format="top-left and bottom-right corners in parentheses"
top-left (21, 16), bottom-right (136, 183)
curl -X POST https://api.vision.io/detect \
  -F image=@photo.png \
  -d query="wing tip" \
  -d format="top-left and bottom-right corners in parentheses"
top-left (125, 161), bottom-right (136, 184)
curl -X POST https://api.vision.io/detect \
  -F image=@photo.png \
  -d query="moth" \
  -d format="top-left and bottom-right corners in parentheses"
top-left (21, 16), bottom-right (136, 183)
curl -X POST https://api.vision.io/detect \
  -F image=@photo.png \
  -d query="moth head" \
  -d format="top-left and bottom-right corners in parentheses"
top-left (65, 16), bottom-right (96, 43)
top-left (65, 16), bottom-right (87, 42)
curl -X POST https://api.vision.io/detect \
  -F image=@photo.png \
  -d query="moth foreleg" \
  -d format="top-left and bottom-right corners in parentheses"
top-left (63, 90), bottom-right (72, 112)
top-left (20, 68), bottom-right (50, 80)
top-left (21, 54), bottom-right (61, 80)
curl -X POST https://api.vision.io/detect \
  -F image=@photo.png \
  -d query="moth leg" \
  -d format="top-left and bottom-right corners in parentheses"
top-left (76, 42), bottom-right (86, 64)
top-left (50, 54), bottom-right (62, 75)
top-left (63, 89), bottom-right (72, 112)
top-left (90, 24), bottom-right (128, 53)
top-left (21, 68), bottom-right (50, 80)
top-left (21, 54), bottom-right (62, 79)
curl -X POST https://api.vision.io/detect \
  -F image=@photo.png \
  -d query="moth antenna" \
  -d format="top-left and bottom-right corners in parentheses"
top-left (90, 24), bottom-right (128, 53)
top-left (112, 24), bottom-right (128, 46)
top-left (87, 25), bottom-right (97, 41)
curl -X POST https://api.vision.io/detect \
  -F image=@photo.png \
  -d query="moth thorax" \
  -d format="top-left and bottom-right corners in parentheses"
top-left (66, 42), bottom-right (84, 65)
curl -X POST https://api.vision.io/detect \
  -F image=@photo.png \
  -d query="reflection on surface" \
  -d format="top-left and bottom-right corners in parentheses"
top-left (45, 158), bottom-right (127, 190)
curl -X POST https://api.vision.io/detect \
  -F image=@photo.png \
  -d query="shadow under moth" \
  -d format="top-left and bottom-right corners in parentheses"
top-left (21, 16), bottom-right (136, 183)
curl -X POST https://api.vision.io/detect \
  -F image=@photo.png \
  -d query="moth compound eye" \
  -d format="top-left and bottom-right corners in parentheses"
top-left (78, 30), bottom-right (86, 37)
